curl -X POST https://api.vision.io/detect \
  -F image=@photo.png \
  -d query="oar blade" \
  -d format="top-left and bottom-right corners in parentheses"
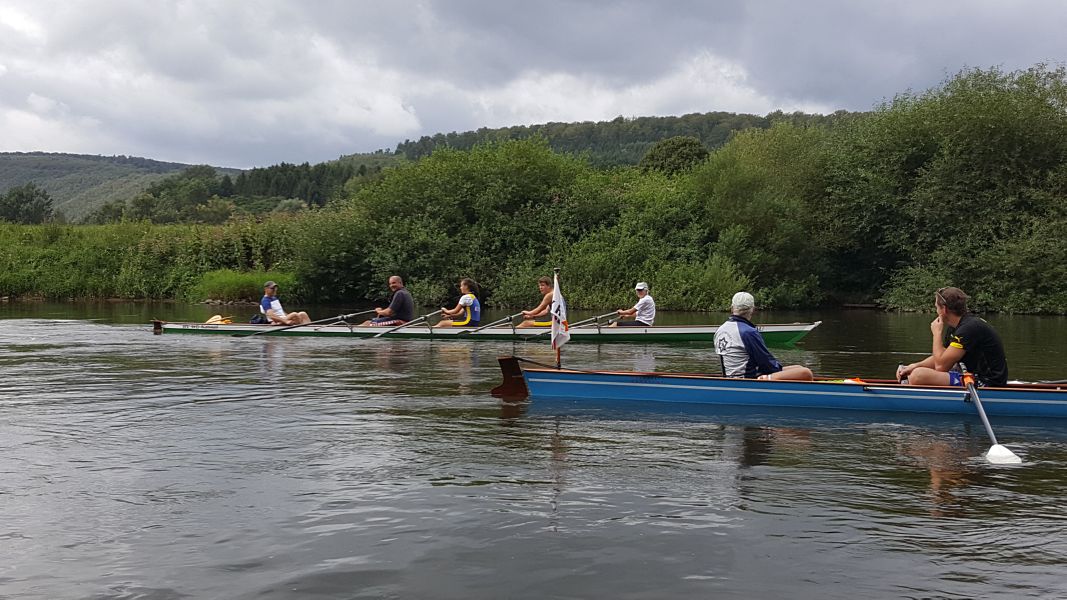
top-left (984, 444), bottom-right (1022, 465)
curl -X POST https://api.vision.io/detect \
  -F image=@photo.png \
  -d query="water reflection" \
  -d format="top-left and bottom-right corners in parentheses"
top-left (738, 426), bottom-right (814, 468)
top-left (257, 338), bottom-right (286, 382)
top-left (498, 400), bottom-right (529, 421)
top-left (4, 310), bottom-right (1067, 599)
top-left (548, 417), bottom-right (567, 533)
top-left (895, 433), bottom-right (988, 518)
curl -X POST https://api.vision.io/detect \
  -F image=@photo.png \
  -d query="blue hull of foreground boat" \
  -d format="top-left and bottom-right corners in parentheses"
top-left (493, 358), bottom-right (1067, 419)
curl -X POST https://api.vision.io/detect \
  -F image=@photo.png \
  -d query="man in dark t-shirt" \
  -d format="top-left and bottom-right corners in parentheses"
top-left (897, 287), bottom-right (1008, 387)
top-left (361, 275), bottom-right (415, 326)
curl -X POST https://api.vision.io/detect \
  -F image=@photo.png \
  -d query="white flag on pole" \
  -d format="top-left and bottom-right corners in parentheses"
top-left (550, 272), bottom-right (570, 349)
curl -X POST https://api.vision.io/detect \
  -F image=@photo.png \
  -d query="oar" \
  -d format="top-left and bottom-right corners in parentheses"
top-left (237, 309), bottom-right (377, 338)
top-left (456, 312), bottom-right (522, 336)
top-left (527, 311), bottom-right (618, 340)
top-left (372, 309), bottom-right (443, 338)
top-left (962, 368), bottom-right (1022, 464)
top-left (570, 311), bottom-right (619, 329)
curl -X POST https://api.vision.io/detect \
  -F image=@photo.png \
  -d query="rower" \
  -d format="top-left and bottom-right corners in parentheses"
top-left (435, 278), bottom-right (482, 328)
top-left (897, 287), bottom-right (1008, 387)
top-left (516, 276), bottom-right (554, 328)
top-left (260, 281), bottom-right (311, 326)
top-left (714, 292), bottom-right (812, 381)
top-left (361, 275), bottom-right (415, 326)
top-left (610, 281), bottom-right (655, 327)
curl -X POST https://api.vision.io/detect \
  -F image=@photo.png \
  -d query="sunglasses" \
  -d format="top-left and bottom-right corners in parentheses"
top-left (935, 287), bottom-right (947, 306)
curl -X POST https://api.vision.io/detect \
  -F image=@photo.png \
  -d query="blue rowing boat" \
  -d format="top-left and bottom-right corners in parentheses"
top-left (491, 357), bottom-right (1067, 419)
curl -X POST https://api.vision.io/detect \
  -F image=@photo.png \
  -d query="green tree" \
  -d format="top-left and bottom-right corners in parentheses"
top-left (638, 136), bottom-right (709, 176)
top-left (0, 182), bottom-right (55, 223)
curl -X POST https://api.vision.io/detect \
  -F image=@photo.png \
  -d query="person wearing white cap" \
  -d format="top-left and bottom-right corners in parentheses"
top-left (713, 291), bottom-right (812, 380)
top-left (610, 282), bottom-right (656, 327)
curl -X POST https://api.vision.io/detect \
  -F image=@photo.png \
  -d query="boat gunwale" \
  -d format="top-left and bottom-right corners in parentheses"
top-left (155, 320), bottom-right (821, 333)
top-left (519, 366), bottom-right (1067, 394)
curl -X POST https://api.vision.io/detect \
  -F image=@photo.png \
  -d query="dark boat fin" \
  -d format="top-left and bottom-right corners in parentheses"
top-left (491, 356), bottom-right (529, 400)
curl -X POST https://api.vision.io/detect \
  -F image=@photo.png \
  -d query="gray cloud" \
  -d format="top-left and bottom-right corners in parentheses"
top-left (2, 1), bottom-right (1066, 167)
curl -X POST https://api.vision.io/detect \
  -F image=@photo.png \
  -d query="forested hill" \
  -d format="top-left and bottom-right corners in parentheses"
top-left (0, 152), bottom-right (238, 221)
top-left (3, 111), bottom-right (846, 220)
top-left (394, 110), bottom-right (850, 166)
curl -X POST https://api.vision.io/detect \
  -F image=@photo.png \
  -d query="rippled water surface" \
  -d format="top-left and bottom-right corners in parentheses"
top-left (3, 303), bottom-right (1067, 599)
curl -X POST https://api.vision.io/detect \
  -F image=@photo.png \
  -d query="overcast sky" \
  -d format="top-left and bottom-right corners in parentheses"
top-left (2, 1), bottom-right (1065, 168)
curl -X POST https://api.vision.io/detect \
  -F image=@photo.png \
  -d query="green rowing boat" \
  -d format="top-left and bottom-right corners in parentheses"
top-left (152, 320), bottom-right (820, 345)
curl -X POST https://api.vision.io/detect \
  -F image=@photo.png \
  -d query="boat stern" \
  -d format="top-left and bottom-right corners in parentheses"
top-left (491, 356), bottom-right (530, 401)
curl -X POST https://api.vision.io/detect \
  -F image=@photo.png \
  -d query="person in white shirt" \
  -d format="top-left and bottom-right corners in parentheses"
top-left (260, 281), bottom-right (311, 326)
top-left (611, 282), bottom-right (656, 327)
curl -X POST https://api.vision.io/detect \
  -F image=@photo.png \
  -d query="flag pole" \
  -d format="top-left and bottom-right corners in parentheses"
top-left (554, 267), bottom-right (562, 369)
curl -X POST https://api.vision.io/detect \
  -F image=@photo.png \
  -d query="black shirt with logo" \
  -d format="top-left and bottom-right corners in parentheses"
top-left (948, 313), bottom-right (1008, 386)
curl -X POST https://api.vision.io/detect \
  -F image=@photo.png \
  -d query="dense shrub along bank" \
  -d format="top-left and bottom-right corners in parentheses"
top-left (0, 219), bottom-right (301, 301)
top-left (2, 65), bottom-right (1067, 313)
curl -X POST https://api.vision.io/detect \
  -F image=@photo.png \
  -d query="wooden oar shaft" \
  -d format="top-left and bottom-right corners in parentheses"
top-left (373, 309), bottom-right (443, 338)
top-left (569, 311), bottom-right (619, 328)
top-left (529, 311), bottom-right (617, 340)
top-left (241, 308), bottom-right (376, 337)
top-left (458, 312), bottom-right (522, 335)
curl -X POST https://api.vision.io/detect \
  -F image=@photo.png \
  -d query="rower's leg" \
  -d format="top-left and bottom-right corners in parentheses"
top-left (767, 365), bottom-right (814, 381)
top-left (906, 367), bottom-right (953, 386)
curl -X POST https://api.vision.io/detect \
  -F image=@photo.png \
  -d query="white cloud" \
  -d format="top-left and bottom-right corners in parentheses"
top-left (26, 92), bottom-right (64, 115)
top-left (1, 107), bottom-right (110, 153)
top-left (0, 1), bottom-right (1066, 166)
top-left (0, 5), bottom-right (45, 42)
top-left (424, 52), bottom-right (830, 131)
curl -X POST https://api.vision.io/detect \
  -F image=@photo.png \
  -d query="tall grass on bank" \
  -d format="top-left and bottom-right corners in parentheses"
top-left (0, 218), bottom-right (300, 300)
top-left (187, 270), bottom-right (297, 303)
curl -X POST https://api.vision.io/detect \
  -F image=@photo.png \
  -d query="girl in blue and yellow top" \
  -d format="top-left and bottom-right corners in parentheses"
top-left (435, 278), bottom-right (482, 328)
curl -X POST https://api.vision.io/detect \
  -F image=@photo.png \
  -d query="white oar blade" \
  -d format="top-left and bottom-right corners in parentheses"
top-left (985, 444), bottom-right (1022, 465)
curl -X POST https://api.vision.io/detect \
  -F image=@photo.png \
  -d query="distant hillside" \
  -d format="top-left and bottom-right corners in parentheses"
top-left (0, 152), bottom-right (238, 221)
top-left (2, 111), bottom-right (850, 221)
top-left (394, 110), bottom-right (851, 167)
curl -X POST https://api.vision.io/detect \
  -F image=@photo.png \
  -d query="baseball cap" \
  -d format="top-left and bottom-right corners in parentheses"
top-left (264, 281), bottom-right (278, 289)
top-left (731, 291), bottom-right (755, 310)
top-left (634, 282), bottom-right (649, 291)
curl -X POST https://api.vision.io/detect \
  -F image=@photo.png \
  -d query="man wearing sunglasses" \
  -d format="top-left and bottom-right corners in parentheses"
top-left (896, 287), bottom-right (1008, 387)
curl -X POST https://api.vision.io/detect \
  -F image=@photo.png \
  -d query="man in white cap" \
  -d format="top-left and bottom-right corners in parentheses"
top-left (610, 282), bottom-right (656, 327)
top-left (714, 291), bottom-right (812, 380)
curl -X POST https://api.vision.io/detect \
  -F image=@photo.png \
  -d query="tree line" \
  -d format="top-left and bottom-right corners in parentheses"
top-left (84, 161), bottom-right (385, 224)
top-left (394, 110), bottom-right (847, 167)
top-left (2, 65), bottom-right (1066, 314)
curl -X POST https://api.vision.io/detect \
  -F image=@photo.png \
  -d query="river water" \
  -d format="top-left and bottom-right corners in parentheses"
top-left (2, 302), bottom-right (1067, 599)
